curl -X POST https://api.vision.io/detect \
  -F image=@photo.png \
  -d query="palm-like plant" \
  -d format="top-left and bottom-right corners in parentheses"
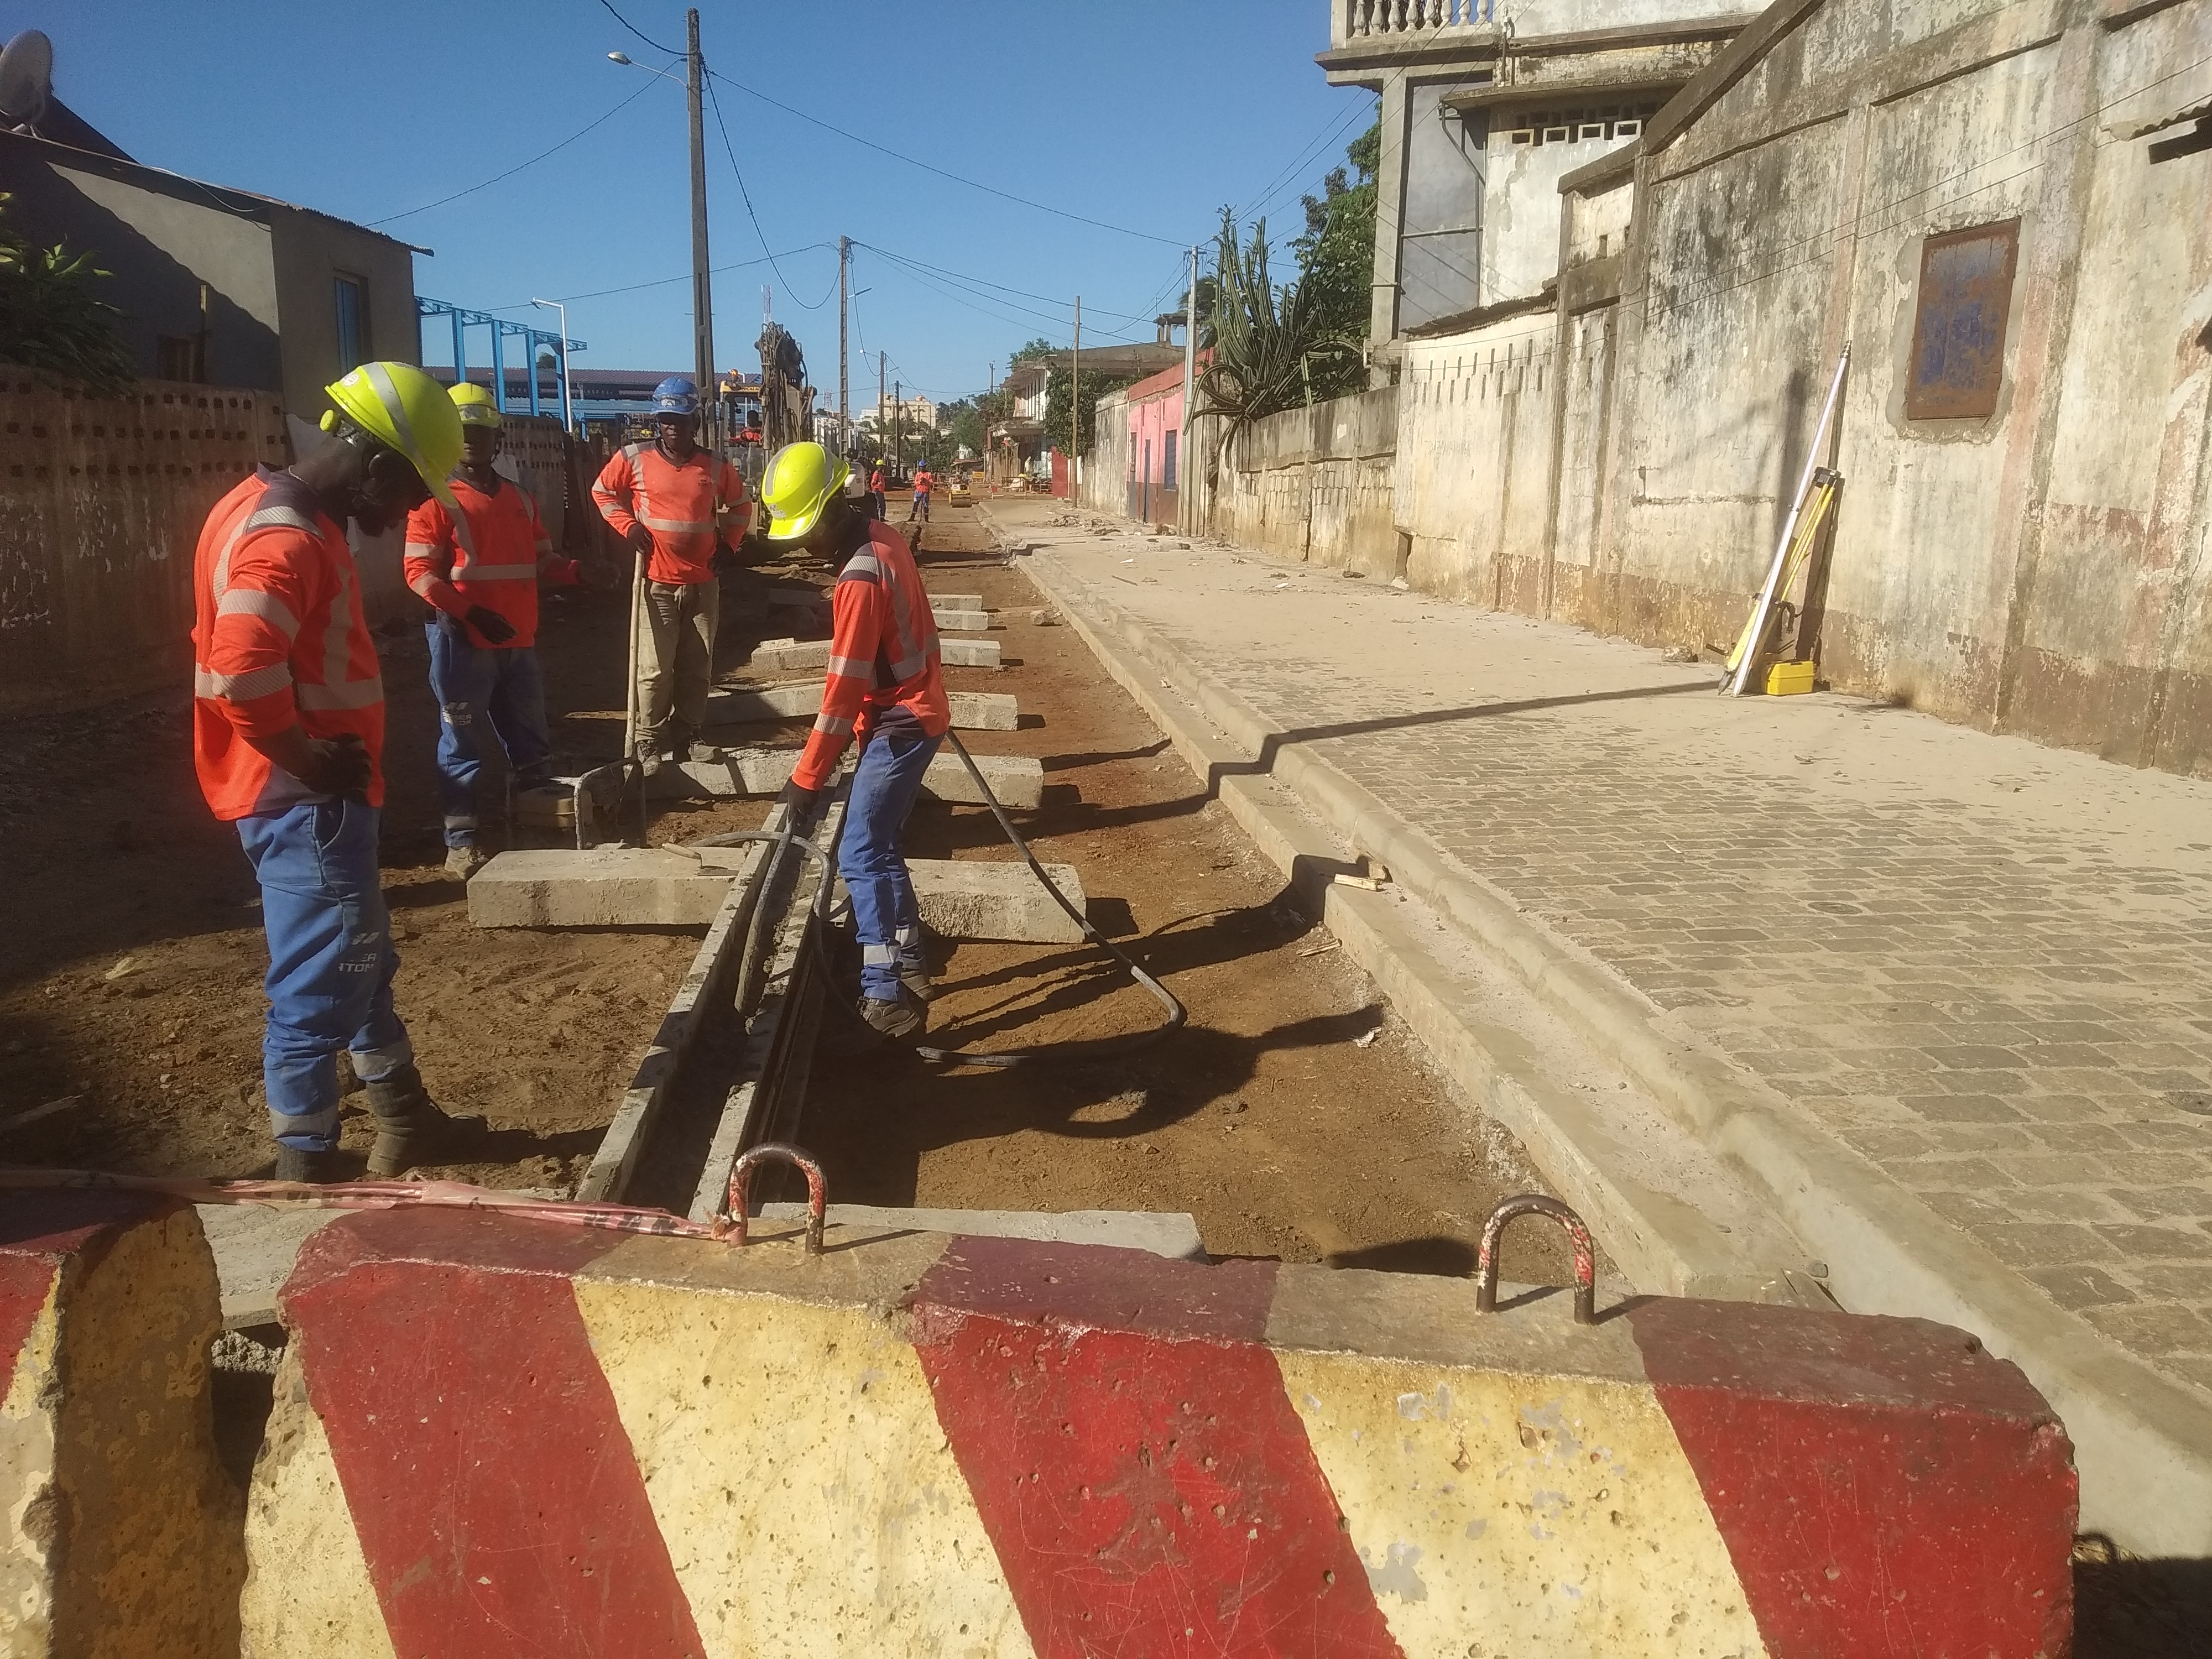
top-left (0, 194), bottom-right (135, 396)
top-left (1196, 208), bottom-right (1363, 430)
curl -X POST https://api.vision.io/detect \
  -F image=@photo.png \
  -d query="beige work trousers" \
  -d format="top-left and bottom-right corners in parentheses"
top-left (635, 577), bottom-right (718, 755)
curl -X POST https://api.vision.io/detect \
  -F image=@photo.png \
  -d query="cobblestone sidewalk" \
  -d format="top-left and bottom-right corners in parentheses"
top-left (997, 500), bottom-right (2212, 1401)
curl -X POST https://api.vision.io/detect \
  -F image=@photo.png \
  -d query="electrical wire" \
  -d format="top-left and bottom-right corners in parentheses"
top-left (477, 245), bottom-right (830, 314)
top-left (597, 0), bottom-right (681, 57)
top-left (368, 80), bottom-right (658, 226)
top-left (707, 66), bottom-right (1184, 248)
top-left (855, 243), bottom-right (1156, 324)
top-left (704, 73), bottom-right (837, 310)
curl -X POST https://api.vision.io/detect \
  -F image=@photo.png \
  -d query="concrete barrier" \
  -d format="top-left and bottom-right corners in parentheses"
top-left (911, 857), bottom-right (1086, 943)
top-left (925, 750), bottom-right (1042, 807)
top-left (707, 681), bottom-right (1021, 732)
top-left (742, 638), bottom-right (830, 673)
top-left (0, 1192), bottom-right (242, 1657)
top-left (247, 1208), bottom-right (2075, 1657)
top-left (929, 592), bottom-right (985, 611)
top-left (934, 608), bottom-right (992, 633)
top-left (942, 638), bottom-right (1002, 669)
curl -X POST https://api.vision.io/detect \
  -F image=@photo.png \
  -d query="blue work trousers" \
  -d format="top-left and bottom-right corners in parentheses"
top-left (426, 619), bottom-right (555, 847)
top-left (840, 730), bottom-right (941, 1000)
top-left (235, 799), bottom-right (412, 1152)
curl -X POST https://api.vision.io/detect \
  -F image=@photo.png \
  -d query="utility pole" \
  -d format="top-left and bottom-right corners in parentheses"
top-left (1180, 244), bottom-right (1198, 533)
top-left (878, 351), bottom-right (887, 465)
top-left (1071, 296), bottom-right (1081, 490)
top-left (893, 379), bottom-right (902, 476)
top-left (838, 235), bottom-right (850, 447)
top-left (685, 9), bottom-right (714, 434)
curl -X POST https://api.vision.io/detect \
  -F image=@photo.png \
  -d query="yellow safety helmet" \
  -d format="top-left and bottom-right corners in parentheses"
top-left (448, 381), bottom-right (503, 430)
top-left (760, 440), bottom-right (851, 541)
top-left (321, 361), bottom-right (462, 509)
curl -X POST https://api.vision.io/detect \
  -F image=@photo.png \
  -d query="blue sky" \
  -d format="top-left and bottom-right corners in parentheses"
top-left (35, 1), bottom-right (1375, 406)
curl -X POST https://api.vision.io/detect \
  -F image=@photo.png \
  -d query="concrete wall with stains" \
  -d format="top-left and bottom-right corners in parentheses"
top-left (1199, 389), bottom-right (1399, 574)
top-left (0, 376), bottom-right (289, 717)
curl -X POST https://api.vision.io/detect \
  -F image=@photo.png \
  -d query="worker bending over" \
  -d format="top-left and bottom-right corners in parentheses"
top-left (762, 442), bottom-right (948, 1040)
top-left (591, 377), bottom-right (752, 776)
top-left (190, 362), bottom-right (484, 1182)
top-left (405, 383), bottom-right (585, 879)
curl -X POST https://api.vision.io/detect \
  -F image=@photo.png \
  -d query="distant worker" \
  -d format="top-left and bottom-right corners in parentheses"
top-left (907, 462), bottom-right (935, 523)
top-left (869, 459), bottom-right (887, 521)
top-left (762, 441), bottom-right (949, 1040)
top-left (591, 377), bottom-right (752, 775)
top-left (190, 362), bottom-right (485, 1183)
top-left (404, 383), bottom-right (586, 880)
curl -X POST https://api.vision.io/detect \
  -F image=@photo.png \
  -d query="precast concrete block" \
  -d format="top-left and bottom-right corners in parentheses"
top-left (948, 691), bottom-right (1019, 731)
top-left (923, 750), bottom-right (1041, 808)
top-left (940, 638), bottom-right (1001, 669)
top-left (246, 1209), bottom-right (2078, 1658)
top-left (643, 750), bottom-right (798, 798)
top-left (907, 858), bottom-right (1087, 943)
top-left (928, 592), bottom-right (984, 612)
top-left (468, 847), bottom-right (753, 927)
top-left (0, 1192), bottom-right (242, 1657)
top-left (742, 638), bottom-right (830, 673)
top-left (705, 682), bottom-right (821, 723)
top-left (933, 609), bottom-right (992, 634)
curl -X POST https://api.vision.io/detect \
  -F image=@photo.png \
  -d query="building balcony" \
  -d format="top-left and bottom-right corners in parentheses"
top-left (1325, 0), bottom-right (1496, 65)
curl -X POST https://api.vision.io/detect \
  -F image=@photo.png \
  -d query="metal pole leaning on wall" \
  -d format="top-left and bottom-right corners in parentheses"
top-left (1180, 244), bottom-right (1198, 534)
top-left (1725, 344), bottom-right (1850, 696)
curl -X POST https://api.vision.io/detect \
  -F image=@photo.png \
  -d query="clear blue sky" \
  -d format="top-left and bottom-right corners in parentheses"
top-left (34, 1), bottom-right (1375, 406)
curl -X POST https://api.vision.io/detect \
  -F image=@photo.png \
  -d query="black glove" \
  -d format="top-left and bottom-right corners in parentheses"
top-left (465, 605), bottom-right (518, 645)
top-left (709, 540), bottom-right (737, 575)
top-left (777, 778), bottom-right (822, 831)
top-left (626, 523), bottom-right (654, 556)
top-left (299, 733), bottom-right (372, 800)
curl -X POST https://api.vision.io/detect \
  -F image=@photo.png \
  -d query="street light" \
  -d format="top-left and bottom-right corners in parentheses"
top-left (529, 299), bottom-right (572, 432)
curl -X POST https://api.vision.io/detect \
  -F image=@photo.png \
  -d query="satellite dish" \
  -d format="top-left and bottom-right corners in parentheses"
top-left (0, 30), bottom-right (54, 133)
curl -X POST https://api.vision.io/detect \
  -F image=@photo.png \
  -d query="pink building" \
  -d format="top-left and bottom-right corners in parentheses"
top-left (1120, 361), bottom-right (1187, 529)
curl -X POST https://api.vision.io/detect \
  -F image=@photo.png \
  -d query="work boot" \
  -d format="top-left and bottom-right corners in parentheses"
top-left (685, 739), bottom-right (723, 763)
top-left (639, 751), bottom-right (666, 780)
top-left (857, 990), bottom-right (927, 1042)
top-left (444, 844), bottom-right (489, 881)
top-left (364, 1063), bottom-right (486, 1177)
top-left (274, 1145), bottom-right (349, 1185)
top-left (899, 964), bottom-right (935, 1003)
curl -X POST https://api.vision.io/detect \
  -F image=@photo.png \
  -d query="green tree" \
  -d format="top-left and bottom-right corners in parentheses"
top-left (1046, 369), bottom-right (1134, 459)
top-left (0, 194), bottom-right (135, 395)
top-left (1292, 119), bottom-right (1379, 403)
top-left (1009, 337), bottom-right (1055, 365)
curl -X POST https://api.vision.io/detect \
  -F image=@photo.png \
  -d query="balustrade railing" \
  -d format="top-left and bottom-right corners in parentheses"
top-left (1338, 0), bottom-right (1495, 44)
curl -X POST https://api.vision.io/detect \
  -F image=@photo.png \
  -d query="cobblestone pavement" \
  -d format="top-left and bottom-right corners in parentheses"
top-left (997, 500), bottom-right (2212, 1400)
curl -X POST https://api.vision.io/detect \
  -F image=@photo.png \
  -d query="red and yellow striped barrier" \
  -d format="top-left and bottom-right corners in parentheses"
top-left (245, 1207), bottom-right (2076, 1657)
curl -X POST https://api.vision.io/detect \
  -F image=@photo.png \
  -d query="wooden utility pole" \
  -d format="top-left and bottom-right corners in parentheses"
top-left (837, 235), bottom-right (849, 445)
top-left (1181, 244), bottom-right (1198, 531)
top-left (685, 9), bottom-right (714, 425)
top-left (893, 379), bottom-right (902, 476)
top-left (1071, 296), bottom-right (1081, 483)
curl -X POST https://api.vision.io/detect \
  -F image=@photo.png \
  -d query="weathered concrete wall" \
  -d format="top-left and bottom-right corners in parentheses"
top-left (266, 208), bottom-right (422, 419)
top-left (1081, 387), bottom-right (1131, 516)
top-left (1206, 389), bottom-right (1400, 573)
top-left (0, 375), bottom-right (289, 716)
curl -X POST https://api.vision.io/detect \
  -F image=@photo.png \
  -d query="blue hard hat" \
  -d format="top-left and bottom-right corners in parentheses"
top-left (652, 376), bottom-right (700, 415)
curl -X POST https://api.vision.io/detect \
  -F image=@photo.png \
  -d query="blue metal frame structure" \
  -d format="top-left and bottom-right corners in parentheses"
top-left (416, 297), bottom-right (586, 425)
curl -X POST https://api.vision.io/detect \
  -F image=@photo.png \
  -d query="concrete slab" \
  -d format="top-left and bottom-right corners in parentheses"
top-left (940, 638), bottom-right (1001, 669)
top-left (925, 750), bottom-right (1041, 808)
top-left (743, 638), bottom-right (829, 673)
top-left (948, 690), bottom-right (1019, 731)
top-left (928, 592), bottom-right (984, 611)
top-left (707, 682), bottom-right (1021, 733)
top-left (643, 750), bottom-right (796, 797)
top-left (197, 1204), bottom-right (344, 1328)
top-left (469, 846), bottom-right (754, 927)
top-left (909, 858), bottom-right (1086, 943)
top-left (755, 1203), bottom-right (1203, 1259)
top-left (932, 609), bottom-right (992, 633)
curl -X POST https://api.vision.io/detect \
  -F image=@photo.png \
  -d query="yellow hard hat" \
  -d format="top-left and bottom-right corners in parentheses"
top-left (322, 361), bottom-right (462, 510)
top-left (448, 381), bottom-right (503, 430)
top-left (761, 441), bottom-right (851, 541)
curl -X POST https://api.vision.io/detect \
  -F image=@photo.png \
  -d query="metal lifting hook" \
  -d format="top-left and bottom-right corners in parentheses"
top-left (1475, 1193), bottom-right (1598, 1325)
top-left (717, 1141), bottom-right (828, 1255)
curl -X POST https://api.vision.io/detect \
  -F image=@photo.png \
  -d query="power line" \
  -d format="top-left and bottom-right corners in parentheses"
top-left (855, 242), bottom-right (1156, 323)
top-left (478, 245), bottom-right (826, 312)
top-left (1233, 93), bottom-right (1376, 228)
top-left (707, 66), bottom-right (1184, 247)
top-left (703, 74), bottom-right (836, 310)
top-left (369, 79), bottom-right (658, 226)
top-left (596, 0), bottom-right (681, 56)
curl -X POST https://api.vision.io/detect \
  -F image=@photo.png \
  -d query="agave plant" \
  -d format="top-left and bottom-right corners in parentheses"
top-left (0, 194), bottom-right (136, 396)
top-left (1196, 207), bottom-right (1363, 430)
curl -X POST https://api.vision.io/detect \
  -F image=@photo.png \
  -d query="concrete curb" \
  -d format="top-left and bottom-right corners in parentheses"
top-left (993, 504), bottom-right (2212, 1556)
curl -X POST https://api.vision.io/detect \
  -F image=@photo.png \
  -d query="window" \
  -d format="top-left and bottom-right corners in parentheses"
top-left (1163, 429), bottom-right (1178, 492)
top-left (1906, 220), bottom-right (2019, 421)
top-left (156, 334), bottom-right (206, 383)
top-left (333, 275), bottom-right (369, 373)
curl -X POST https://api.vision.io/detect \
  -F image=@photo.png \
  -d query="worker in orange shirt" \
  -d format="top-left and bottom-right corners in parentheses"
top-left (907, 462), bottom-right (935, 523)
top-left (868, 459), bottom-right (886, 521)
top-left (590, 377), bottom-right (752, 775)
top-left (404, 383), bottom-right (587, 879)
top-left (760, 441), bottom-right (949, 1040)
top-left (190, 362), bottom-right (486, 1183)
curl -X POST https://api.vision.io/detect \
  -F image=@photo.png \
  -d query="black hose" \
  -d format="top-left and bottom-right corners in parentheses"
top-left (688, 729), bottom-right (1186, 1068)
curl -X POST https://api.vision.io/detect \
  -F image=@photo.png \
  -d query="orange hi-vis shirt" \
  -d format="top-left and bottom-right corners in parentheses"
top-left (591, 441), bottom-right (752, 585)
top-left (404, 471), bottom-right (578, 649)
top-left (191, 469), bottom-right (385, 820)
top-left (912, 468), bottom-right (934, 495)
top-left (791, 521), bottom-right (951, 792)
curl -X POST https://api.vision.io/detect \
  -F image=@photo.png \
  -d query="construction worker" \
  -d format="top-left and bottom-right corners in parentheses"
top-left (404, 383), bottom-right (586, 879)
top-left (190, 361), bottom-right (486, 1183)
top-left (868, 459), bottom-right (887, 521)
top-left (907, 461), bottom-right (935, 523)
top-left (762, 441), bottom-right (949, 1039)
top-left (590, 377), bottom-right (752, 774)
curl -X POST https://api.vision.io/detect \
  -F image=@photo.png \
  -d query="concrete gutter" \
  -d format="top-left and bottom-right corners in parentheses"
top-left (989, 504), bottom-right (2212, 1556)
